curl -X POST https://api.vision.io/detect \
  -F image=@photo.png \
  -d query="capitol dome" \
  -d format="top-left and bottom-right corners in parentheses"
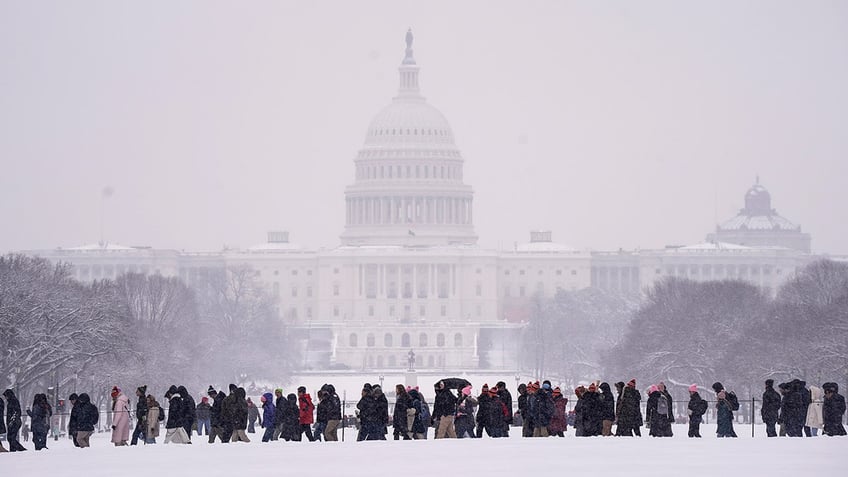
top-left (341, 30), bottom-right (477, 247)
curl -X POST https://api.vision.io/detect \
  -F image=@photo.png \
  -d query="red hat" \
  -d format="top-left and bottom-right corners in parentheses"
top-left (111, 386), bottom-right (120, 398)
top-left (627, 379), bottom-right (636, 388)
top-left (588, 383), bottom-right (597, 393)
top-left (201, 396), bottom-right (209, 403)
top-left (488, 387), bottom-right (498, 396)
top-left (553, 387), bottom-right (562, 395)
top-left (482, 383), bottom-right (489, 389)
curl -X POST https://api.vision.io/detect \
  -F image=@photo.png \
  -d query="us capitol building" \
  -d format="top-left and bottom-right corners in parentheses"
top-left (26, 32), bottom-right (823, 371)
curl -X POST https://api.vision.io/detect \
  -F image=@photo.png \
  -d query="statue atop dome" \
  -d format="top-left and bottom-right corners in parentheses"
top-left (403, 28), bottom-right (416, 65)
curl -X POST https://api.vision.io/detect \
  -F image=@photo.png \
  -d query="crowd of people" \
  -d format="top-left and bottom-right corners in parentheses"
top-left (0, 377), bottom-right (845, 452)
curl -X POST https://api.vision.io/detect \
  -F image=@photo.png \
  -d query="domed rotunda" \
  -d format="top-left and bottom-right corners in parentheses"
top-left (341, 30), bottom-right (477, 246)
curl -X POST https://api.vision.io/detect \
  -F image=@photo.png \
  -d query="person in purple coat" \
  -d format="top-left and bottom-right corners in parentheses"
top-left (260, 393), bottom-right (276, 442)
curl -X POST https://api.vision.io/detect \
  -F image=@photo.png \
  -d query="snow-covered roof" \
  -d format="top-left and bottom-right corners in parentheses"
top-left (514, 241), bottom-right (578, 253)
top-left (66, 243), bottom-right (136, 251)
top-left (718, 214), bottom-right (800, 232)
top-left (677, 242), bottom-right (752, 251)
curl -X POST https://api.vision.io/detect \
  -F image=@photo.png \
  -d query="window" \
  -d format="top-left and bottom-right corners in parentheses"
top-left (519, 286), bottom-right (526, 297)
top-left (306, 307), bottom-right (312, 318)
top-left (389, 306), bottom-right (395, 317)
top-left (520, 270), bottom-right (525, 275)
top-left (333, 284), bottom-right (340, 296)
top-left (307, 286), bottom-right (313, 297)
top-left (437, 333), bottom-right (445, 347)
top-left (292, 270), bottom-right (298, 276)
top-left (291, 287), bottom-right (297, 297)
top-left (273, 282), bottom-right (280, 297)
top-left (388, 355), bottom-right (396, 367)
top-left (350, 333), bottom-right (358, 347)
top-left (476, 304), bottom-right (482, 316)
top-left (384, 333), bottom-right (393, 347)
top-left (333, 306), bottom-right (339, 317)
top-left (571, 270), bottom-right (577, 276)
top-left (441, 304), bottom-right (447, 317)
top-left (476, 283), bottom-right (482, 296)
top-left (401, 333), bottom-right (410, 347)
top-left (307, 270), bottom-right (312, 276)
top-left (369, 305), bottom-right (374, 317)
top-left (504, 286), bottom-right (511, 297)
top-left (476, 268), bottom-right (481, 274)
top-left (419, 333), bottom-right (428, 347)
top-left (333, 268), bottom-right (339, 274)
top-left (367, 333), bottom-right (375, 347)
top-left (556, 270), bottom-right (562, 276)
top-left (290, 307), bottom-right (298, 319)
top-left (454, 333), bottom-right (462, 347)
top-left (419, 305), bottom-right (425, 317)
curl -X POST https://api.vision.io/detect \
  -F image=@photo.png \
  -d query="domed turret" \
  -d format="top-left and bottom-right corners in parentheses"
top-left (341, 31), bottom-right (477, 247)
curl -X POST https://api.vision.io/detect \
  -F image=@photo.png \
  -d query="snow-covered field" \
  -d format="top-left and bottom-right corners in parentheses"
top-left (3, 425), bottom-right (843, 477)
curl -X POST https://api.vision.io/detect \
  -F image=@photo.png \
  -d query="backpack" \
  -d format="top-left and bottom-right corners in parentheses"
top-left (726, 392), bottom-right (740, 411)
top-left (419, 402), bottom-right (431, 426)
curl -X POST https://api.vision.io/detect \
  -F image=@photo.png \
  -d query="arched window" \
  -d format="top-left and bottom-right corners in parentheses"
top-left (384, 333), bottom-right (393, 347)
top-left (388, 355), bottom-right (396, 367)
top-left (428, 356), bottom-right (435, 367)
top-left (350, 333), bottom-right (358, 347)
top-left (454, 333), bottom-right (462, 347)
top-left (419, 333), bottom-right (428, 347)
top-left (367, 333), bottom-right (375, 347)
top-left (437, 333), bottom-right (445, 347)
top-left (401, 333), bottom-right (410, 347)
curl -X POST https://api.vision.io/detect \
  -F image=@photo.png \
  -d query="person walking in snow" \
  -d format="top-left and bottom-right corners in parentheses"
top-left (616, 379), bottom-right (643, 437)
top-left (517, 383), bottom-right (533, 437)
top-left (647, 382), bottom-right (674, 437)
top-left (549, 387), bottom-right (568, 437)
top-left (247, 397), bottom-right (260, 434)
top-left (208, 386), bottom-right (227, 443)
top-left (806, 385), bottom-right (824, 436)
top-left (282, 393), bottom-right (300, 441)
top-left (433, 380), bottom-right (458, 439)
top-left (322, 384), bottom-right (342, 441)
top-left (110, 386), bottom-right (131, 446)
top-left (177, 385), bottom-right (196, 442)
top-left (297, 386), bottom-right (315, 441)
top-left (230, 387), bottom-right (250, 443)
top-left (407, 387), bottom-right (428, 439)
top-left (195, 396), bottom-right (211, 436)
top-left (712, 382), bottom-right (739, 438)
top-left (687, 384), bottom-right (707, 438)
top-left (28, 393), bottom-right (51, 450)
top-left (260, 392), bottom-right (276, 442)
top-left (392, 384), bottom-right (413, 440)
top-left (130, 385), bottom-right (148, 445)
top-left (761, 379), bottom-right (781, 437)
top-left (73, 393), bottom-right (99, 448)
top-left (598, 382), bottom-right (616, 436)
top-left (272, 388), bottom-right (285, 440)
top-left (164, 385), bottom-right (190, 444)
top-left (496, 381), bottom-right (513, 437)
top-left (822, 382), bottom-right (846, 436)
top-left (145, 395), bottom-right (161, 444)
top-left (454, 385), bottom-right (477, 438)
top-left (779, 380), bottom-right (805, 437)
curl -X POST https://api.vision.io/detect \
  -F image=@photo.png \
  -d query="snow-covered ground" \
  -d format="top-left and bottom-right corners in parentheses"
top-left (3, 424), bottom-right (843, 477)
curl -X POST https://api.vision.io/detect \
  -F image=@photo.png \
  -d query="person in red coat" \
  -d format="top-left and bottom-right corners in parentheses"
top-left (549, 387), bottom-right (568, 437)
top-left (297, 386), bottom-right (315, 442)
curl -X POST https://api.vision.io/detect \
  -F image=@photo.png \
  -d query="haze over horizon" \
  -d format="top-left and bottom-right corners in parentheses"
top-left (2, 0), bottom-right (846, 255)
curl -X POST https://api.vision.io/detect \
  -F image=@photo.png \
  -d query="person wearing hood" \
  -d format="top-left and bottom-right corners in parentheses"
top-left (66, 394), bottom-right (80, 448)
top-left (130, 385), bottom-right (148, 446)
top-left (73, 393), bottom-right (99, 448)
top-left (272, 388), bottom-right (285, 441)
top-left (761, 379), bottom-right (782, 437)
top-left (822, 382), bottom-right (846, 436)
top-left (646, 382), bottom-right (674, 437)
top-left (687, 385), bottom-right (708, 438)
top-left (221, 383), bottom-right (239, 442)
top-left (164, 385), bottom-right (190, 444)
top-left (372, 384), bottom-right (389, 440)
top-left (433, 380), bottom-right (458, 439)
top-left (230, 387), bottom-right (250, 443)
top-left (407, 387), bottom-right (428, 439)
top-left (313, 390), bottom-right (328, 442)
top-left (297, 386), bottom-right (315, 441)
top-left (779, 380), bottom-right (805, 437)
top-left (207, 386), bottom-right (228, 443)
top-left (145, 395), bottom-right (161, 444)
top-left (517, 383), bottom-right (533, 437)
top-left (28, 393), bottom-right (52, 450)
top-left (178, 385), bottom-right (196, 441)
top-left (110, 386), bottom-right (131, 446)
top-left (3, 390), bottom-right (30, 451)
top-left (260, 392), bottom-right (276, 442)
top-left (713, 382), bottom-right (739, 438)
top-left (282, 393), bottom-right (300, 441)
top-left (598, 382), bottom-right (616, 436)
top-left (806, 385), bottom-right (824, 436)
top-left (616, 379), bottom-right (643, 437)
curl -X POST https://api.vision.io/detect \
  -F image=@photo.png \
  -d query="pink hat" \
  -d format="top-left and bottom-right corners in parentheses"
top-left (406, 386), bottom-right (412, 392)
top-left (461, 385), bottom-right (472, 396)
top-left (648, 385), bottom-right (658, 394)
top-left (689, 384), bottom-right (698, 393)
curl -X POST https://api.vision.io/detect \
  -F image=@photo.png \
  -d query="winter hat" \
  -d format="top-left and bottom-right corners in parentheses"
top-left (137, 385), bottom-right (147, 395)
top-left (229, 384), bottom-right (238, 392)
top-left (496, 381), bottom-right (507, 389)
top-left (363, 383), bottom-right (372, 392)
top-left (648, 385), bottom-right (658, 394)
top-left (575, 386), bottom-right (586, 397)
top-left (260, 395), bottom-right (266, 402)
top-left (275, 388), bottom-right (283, 395)
top-left (111, 386), bottom-right (120, 398)
top-left (201, 396), bottom-right (209, 403)
top-left (406, 386), bottom-right (412, 392)
top-left (627, 379), bottom-right (636, 388)
top-left (765, 379), bottom-right (774, 387)
top-left (488, 386), bottom-right (499, 396)
top-left (553, 387), bottom-right (561, 396)
top-left (711, 382), bottom-right (724, 393)
top-left (297, 386), bottom-right (307, 393)
top-left (208, 386), bottom-right (216, 395)
top-left (461, 385), bottom-right (472, 396)
top-left (688, 384), bottom-right (698, 393)
top-left (481, 383), bottom-right (489, 392)
top-left (588, 383), bottom-right (597, 393)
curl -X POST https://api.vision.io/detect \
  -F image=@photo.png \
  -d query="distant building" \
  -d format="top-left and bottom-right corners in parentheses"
top-left (24, 32), bottom-right (821, 371)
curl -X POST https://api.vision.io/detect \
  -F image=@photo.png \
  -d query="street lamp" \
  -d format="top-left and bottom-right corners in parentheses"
top-left (379, 374), bottom-right (384, 389)
top-left (515, 374), bottom-right (521, 391)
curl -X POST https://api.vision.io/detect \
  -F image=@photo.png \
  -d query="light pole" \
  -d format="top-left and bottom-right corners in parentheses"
top-left (514, 374), bottom-right (520, 391)
top-left (379, 374), bottom-right (384, 390)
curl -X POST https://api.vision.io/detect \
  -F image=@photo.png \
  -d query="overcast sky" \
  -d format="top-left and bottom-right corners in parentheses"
top-left (1, 0), bottom-right (846, 255)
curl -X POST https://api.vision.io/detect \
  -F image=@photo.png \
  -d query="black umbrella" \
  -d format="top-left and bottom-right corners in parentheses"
top-left (435, 378), bottom-right (472, 390)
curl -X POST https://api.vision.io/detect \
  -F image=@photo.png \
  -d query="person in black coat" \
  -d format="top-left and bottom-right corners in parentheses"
top-left (761, 379), bottom-right (781, 437)
top-left (4, 389), bottom-right (26, 451)
top-left (713, 382), bottom-right (739, 438)
top-left (580, 383), bottom-right (603, 437)
top-left (66, 393), bottom-right (80, 447)
top-left (646, 383), bottom-right (674, 437)
top-left (130, 385), bottom-right (148, 446)
top-left (475, 384), bottom-right (494, 438)
top-left (495, 381), bottom-right (513, 437)
top-left (779, 380), bottom-right (805, 437)
top-left (822, 382), bottom-right (846, 436)
top-left (687, 385), bottom-right (708, 438)
top-left (208, 387), bottom-right (227, 443)
top-left (516, 383), bottom-right (532, 437)
top-left (0, 390), bottom-right (6, 452)
top-left (28, 393), bottom-right (52, 450)
top-left (372, 385), bottom-right (389, 440)
top-left (272, 389), bottom-right (285, 441)
top-left (178, 386), bottom-right (196, 441)
top-left (598, 382), bottom-right (616, 436)
top-left (392, 384), bottom-right (412, 440)
top-left (73, 393), bottom-right (99, 448)
top-left (432, 381), bottom-right (458, 438)
top-left (616, 379), bottom-right (642, 437)
top-left (165, 385), bottom-right (184, 431)
top-left (282, 394), bottom-right (300, 441)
